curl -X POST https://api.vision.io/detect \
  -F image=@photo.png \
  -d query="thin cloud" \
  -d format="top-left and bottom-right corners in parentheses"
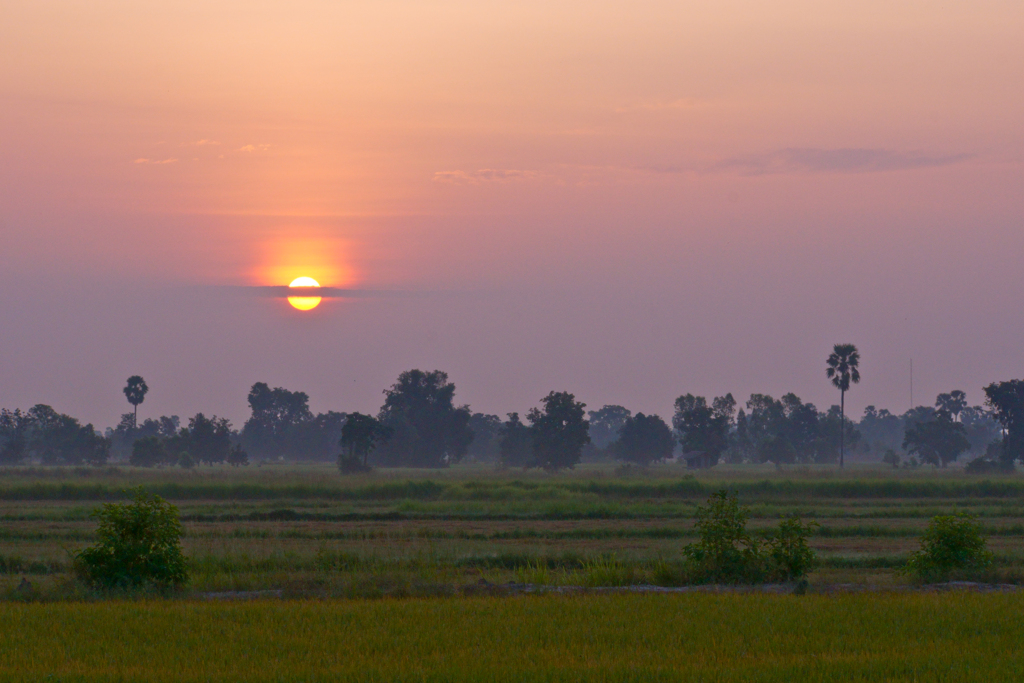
top-left (716, 148), bottom-right (973, 175)
top-left (432, 169), bottom-right (537, 184)
top-left (218, 286), bottom-right (430, 300)
top-left (185, 139), bottom-right (220, 146)
top-left (238, 144), bottom-right (271, 152)
top-left (133, 158), bottom-right (178, 164)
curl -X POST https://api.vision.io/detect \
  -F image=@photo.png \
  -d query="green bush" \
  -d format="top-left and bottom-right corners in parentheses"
top-left (682, 490), bottom-right (816, 584)
top-left (683, 490), bottom-right (763, 583)
top-left (903, 513), bottom-right (993, 582)
top-left (73, 488), bottom-right (188, 589)
top-left (765, 517), bottom-right (818, 580)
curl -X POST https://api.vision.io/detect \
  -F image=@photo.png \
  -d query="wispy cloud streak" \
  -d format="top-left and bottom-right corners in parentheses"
top-left (715, 148), bottom-right (972, 175)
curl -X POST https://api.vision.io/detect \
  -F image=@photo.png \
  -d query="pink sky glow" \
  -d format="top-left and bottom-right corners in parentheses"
top-left (1, 1), bottom-right (1022, 427)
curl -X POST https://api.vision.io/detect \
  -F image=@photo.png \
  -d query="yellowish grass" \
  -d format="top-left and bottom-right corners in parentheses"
top-left (1, 592), bottom-right (1021, 681)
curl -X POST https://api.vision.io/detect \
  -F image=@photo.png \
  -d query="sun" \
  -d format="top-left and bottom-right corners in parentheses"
top-left (287, 277), bottom-right (322, 311)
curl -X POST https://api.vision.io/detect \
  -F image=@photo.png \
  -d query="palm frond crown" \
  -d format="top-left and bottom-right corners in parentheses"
top-left (826, 344), bottom-right (861, 392)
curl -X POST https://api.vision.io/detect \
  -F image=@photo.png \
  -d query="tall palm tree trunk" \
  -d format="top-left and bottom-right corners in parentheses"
top-left (839, 390), bottom-right (845, 469)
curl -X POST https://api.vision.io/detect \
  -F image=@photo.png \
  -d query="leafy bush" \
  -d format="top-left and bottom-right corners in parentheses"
top-left (903, 513), bottom-right (992, 582)
top-left (765, 517), bottom-right (818, 580)
top-left (682, 490), bottom-right (816, 584)
top-left (73, 488), bottom-right (188, 589)
top-left (683, 490), bottom-right (762, 583)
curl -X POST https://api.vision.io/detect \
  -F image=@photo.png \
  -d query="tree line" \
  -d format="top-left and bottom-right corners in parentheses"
top-left (2, 360), bottom-right (1023, 472)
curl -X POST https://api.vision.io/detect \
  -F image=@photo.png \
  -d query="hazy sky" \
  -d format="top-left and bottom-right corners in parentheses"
top-left (2, 0), bottom-right (1022, 428)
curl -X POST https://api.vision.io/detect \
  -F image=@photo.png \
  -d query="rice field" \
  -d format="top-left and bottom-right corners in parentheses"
top-left (2, 592), bottom-right (1022, 681)
top-left (1, 463), bottom-right (1022, 680)
top-left (2, 462), bottom-right (1024, 596)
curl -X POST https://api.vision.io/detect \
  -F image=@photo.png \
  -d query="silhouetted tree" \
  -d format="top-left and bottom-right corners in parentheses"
top-left (983, 380), bottom-right (1024, 466)
top-left (826, 343), bottom-right (860, 468)
top-left (466, 413), bottom-right (502, 461)
top-left (744, 394), bottom-right (789, 466)
top-left (241, 383), bottom-right (314, 459)
top-left (587, 405), bottom-right (632, 450)
top-left (184, 413), bottom-right (232, 465)
top-left (612, 413), bottom-right (674, 466)
top-left (110, 414), bottom-right (181, 461)
top-left (902, 405), bottom-right (937, 429)
top-left (780, 393), bottom-right (820, 462)
top-left (903, 411), bottom-right (970, 467)
top-left (882, 449), bottom-right (900, 468)
top-left (729, 408), bottom-right (751, 463)
top-left (298, 411), bottom-right (348, 461)
top-left (674, 394), bottom-right (735, 467)
top-left (123, 376), bottom-right (149, 428)
top-left (376, 370), bottom-right (473, 468)
top-left (935, 391), bottom-right (968, 422)
top-left (498, 413), bottom-right (533, 468)
top-left (339, 412), bottom-right (390, 470)
top-left (26, 404), bottom-right (109, 466)
top-left (227, 444), bottom-right (250, 467)
top-left (130, 436), bottom-right (169, 468)
top-left (859, 406), bottom-right (904, 457)
top-left (959, 406), bottom-right (1002, 455)
top-left (734, 393), bottom-right (859, 466)
top-left (761, 433), bottom-right (797, 468)
top-left (817, 405), bottom-right (861, 463)
top-left (0, 409), bottom-right (33, 465)
top-left (527, 391), bottom-right (590, 471)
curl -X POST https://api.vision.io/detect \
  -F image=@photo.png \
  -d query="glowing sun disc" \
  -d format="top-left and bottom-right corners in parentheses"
top-left (287, 277), bottom-right (322, 310)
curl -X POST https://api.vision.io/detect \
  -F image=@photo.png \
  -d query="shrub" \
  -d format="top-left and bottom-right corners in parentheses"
top-left (682, 490), bottom-right (816, 584)
top-left (903, 513), bottom-right (993, 582)
top-left (765, 517), bottom-right (818, 580)
top-left (683, 490), bottom-right (764, 583)
top-left (73, 488), bottom-right (188, 589)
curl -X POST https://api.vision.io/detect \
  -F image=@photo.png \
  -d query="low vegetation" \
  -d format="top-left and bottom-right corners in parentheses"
top-left (672, 490), bottom-right (816, 584)
top-left (2, 464), bottom-right (1024, 600)
top-left (73, 488), bottom-right (187, 589)
top-left (1, 593), bottom-right (1023, 681)
top-left (903, 513), bottom-right (993, 582)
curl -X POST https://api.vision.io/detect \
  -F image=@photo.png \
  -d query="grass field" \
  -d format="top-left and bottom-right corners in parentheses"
top-left (2, 592), bottom-right (1022, 681)
top-left (3, 462), bottom-right (1024, 596)
top-left (2, 463), bottom-right (1022, 680)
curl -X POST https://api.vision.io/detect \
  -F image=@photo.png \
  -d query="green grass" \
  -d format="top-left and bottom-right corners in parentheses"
top-left (4, 475), bottom-right (1024, 502)
top-left (3, 463), bottom-right (1024, 596)
top-left (0, 593), bottom-right (1021, 681)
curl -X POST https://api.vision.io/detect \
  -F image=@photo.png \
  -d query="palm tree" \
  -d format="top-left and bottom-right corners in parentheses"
top-left (826, 344), bottom-right (860, 468)
top-left (935, 390), bottom-right (968, 422)
top-left (123, 375), bottom-right (149, 429)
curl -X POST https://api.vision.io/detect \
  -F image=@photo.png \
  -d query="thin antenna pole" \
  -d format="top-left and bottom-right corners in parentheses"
top-left (910, 358), bottom-right (913, 409)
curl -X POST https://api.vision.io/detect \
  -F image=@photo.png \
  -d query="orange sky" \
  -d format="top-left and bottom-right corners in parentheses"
top-left (1, 1), bottom-right (1022, 425)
